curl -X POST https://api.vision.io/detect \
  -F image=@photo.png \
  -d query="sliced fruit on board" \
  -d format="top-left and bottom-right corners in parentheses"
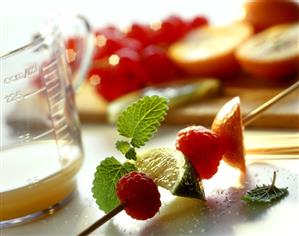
top-left (211, 97), bottom-right (246, 171)
top-left (135, 147), bottom-right (205, 199)
top-left (236, 23), bottom-right (299, 79)
top-left (167, 22), bottom-right (253, 77)
top-left (243, 0), bottom-right (299, 32)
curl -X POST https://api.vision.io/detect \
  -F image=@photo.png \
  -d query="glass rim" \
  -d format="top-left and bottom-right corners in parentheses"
top-left (0, 35), bottom-right (46, 59)
top-left (0, 16), bottom-right (62, 60)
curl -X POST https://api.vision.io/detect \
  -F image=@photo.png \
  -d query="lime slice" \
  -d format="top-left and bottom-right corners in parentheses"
top-left (136, 147), bottom-right (205, 199)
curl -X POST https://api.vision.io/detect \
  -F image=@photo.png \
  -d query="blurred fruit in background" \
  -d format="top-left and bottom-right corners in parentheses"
top-left (243, 0), bottom-right (299, 32)
top-left (84, 14), bottom-right (208, 101)
top-left (236, 23), bottom-right (299, 79)
top-left (65, 36), bottom-right (84, 74)
top-left (65, 3), bottom-right (299, 103)
top-left (168, 22), bottom-right (253, 77)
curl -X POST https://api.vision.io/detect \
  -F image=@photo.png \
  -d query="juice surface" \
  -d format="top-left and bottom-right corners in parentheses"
top-left (0, 142), bottom-right (83, 221)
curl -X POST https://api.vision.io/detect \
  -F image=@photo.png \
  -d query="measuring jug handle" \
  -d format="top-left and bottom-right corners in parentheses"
top-left (65, 15), bottom-right (94, 91)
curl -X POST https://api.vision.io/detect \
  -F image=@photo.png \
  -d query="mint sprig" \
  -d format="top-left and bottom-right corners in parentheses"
top-left (92, 96), bottom-right (169, 213)
top-left (242, 171), bottom-right (288, 203)
top-left (92, 157), bottom-right (136, 213)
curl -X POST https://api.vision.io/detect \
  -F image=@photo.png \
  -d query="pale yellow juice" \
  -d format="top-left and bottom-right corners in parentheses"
top-left (0, 142), bottom-right (83, 221)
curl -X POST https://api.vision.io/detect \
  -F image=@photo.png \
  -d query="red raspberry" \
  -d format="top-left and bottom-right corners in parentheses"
top-left (89, 48), bottom-right (148, 101)
top-left (126, 23), bottom-right (155, 47)
top-left (176, 125), bottom-right (225, 180)
top-left (142, 45), bottom-right (178, 84)
top-left (189, 15), bottom-right (209, 29)
top-left (155, 15), bottom-right (189, 45)
top-left (93, 37), bottom-right (123, 60)
top-left (65, 36), bottom-right (84, 73)
top-left (116, 171), bottom-right (161, 220)
top-left (94, 26), bottom-right (124, 39)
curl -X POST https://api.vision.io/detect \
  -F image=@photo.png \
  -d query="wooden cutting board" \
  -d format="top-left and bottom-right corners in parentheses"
top-left (76, 76), bottom-right (299, 129)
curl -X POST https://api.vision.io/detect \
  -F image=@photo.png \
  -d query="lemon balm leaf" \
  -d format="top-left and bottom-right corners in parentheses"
top-left (116, 140), bottom-right (137, 160)
top-left (241, 171), bottom-right (288, 203)
top-left (92, 157), bottom-right (136, 213)
top-left (116, 141), bottom-right (131, 155)
top-left (117, 96), bottom-right (168, 148)
top-left (125, 148), bottom-right (137, 160)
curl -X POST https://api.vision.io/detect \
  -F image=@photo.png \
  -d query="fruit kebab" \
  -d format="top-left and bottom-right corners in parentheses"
top-left (213, 80), bottom-right (299, 170)
top-left (78, 82), bottom-right (298, 235)
top-left (177, 80), bottom-right (299, 177)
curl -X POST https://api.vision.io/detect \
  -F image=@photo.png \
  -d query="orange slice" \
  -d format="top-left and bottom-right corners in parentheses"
top-left (211, 97), bottom-right (245, 171)
top-left (168, 22), bottom-right (253, 77)
top-left (243, 0), bottom-right (299, 32)
top-left (236, 23), bottom-right (299, 79)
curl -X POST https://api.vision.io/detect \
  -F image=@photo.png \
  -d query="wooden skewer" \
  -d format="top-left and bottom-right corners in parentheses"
top-left (246, 146), bottom-right (299, 155)
top-left (242, 80), bottom-right (299, 126)
top-left (242, 80), bottom-right (299, 157)
top-left (78, 204), bottom-right (124, 236)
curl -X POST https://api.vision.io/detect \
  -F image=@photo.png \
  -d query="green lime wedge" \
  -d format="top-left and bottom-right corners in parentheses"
top-left (136, 147), bottom-right (205, 200)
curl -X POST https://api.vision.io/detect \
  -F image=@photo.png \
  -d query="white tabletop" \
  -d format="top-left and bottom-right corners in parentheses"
top-left (2, 124), bottom-right (298, 236)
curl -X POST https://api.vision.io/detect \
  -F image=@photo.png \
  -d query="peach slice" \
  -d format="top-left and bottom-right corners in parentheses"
top-left (168, 22), bottom-right (253, 77)
top-left (236, 23), bottom-right (299, 79)
top-left (211, 97), bottom-right (246, 171)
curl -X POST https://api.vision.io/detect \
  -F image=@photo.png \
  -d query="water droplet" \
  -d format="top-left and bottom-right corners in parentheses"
top-left (201, 228), bottom-right (206, 233)
top-left (49, 208), bottom-right (55, 215)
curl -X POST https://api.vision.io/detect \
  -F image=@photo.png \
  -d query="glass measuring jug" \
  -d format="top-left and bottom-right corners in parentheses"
top-left (0, 14), bottom-right (93, 226)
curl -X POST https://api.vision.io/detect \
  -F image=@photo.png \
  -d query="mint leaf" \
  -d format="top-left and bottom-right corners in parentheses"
top-left (116, 141), bottom-right (137, 160)
top-left (117, 96), bottom-right (168, 148)
top-left (242, 171), bottom-right (288, 203)
top-left (92, 157), bottom-right (136, 213)
top-left (116, 141), bottom-right (131, 154)
top-left (125, 148), bottom-right (136, 160)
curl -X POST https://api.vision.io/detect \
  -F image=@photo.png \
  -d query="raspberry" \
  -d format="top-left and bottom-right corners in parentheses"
top-left (155, 15), bottom-right (188, 45)
top-left (126, 23), bottom-right (155, 47)
top-left (175, 125), bottom-right (225, 180)
top-left (189, 15), bottom-right (208, 29)
top-left (116, 171), bottom-right (161, 220)
top-left (142, 45), bottom-right (178, 84)
top-left (89, 48), bottom-right (148, 101)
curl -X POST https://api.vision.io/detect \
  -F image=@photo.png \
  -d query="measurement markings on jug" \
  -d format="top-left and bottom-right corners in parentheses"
top-left (47, 81), bottom-right (60, 93)
top-left (48, 92), bottom-right (62, 103)
top-left (3, 64), bottom-right (38, 85)
top-left (56, 124), bottom-right (68, 134)
top-left (23, 87), bottom-right (46, 99)
top-left (43, 69), bottom-right (57, 79)
top-left (32, 128), bottom-right (55, 141)
top-left (60, 139), bottom-right (73, 147)
top-left (42, 60), bottom-right (57, 71)
top-left (51, 98), bottom-right (65, 109)
top-left (18, 133), bottom-right (32, 143)
top-left (4, 91), bottom-right (24, 103)
top-left (44, 74), bottom-right (58, 85)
